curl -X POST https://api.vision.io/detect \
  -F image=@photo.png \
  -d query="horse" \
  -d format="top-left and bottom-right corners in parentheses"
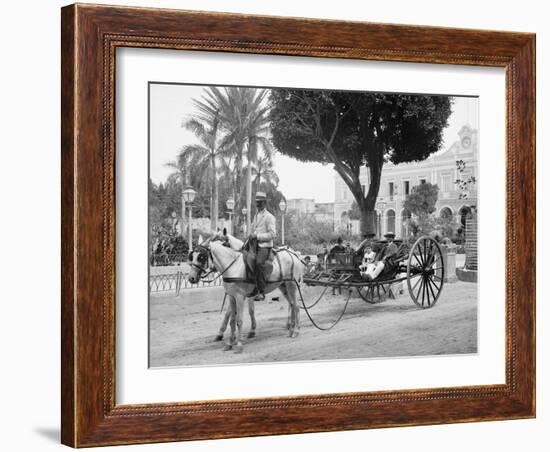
top-left (187, 232), bottom-right (305, 353)
top-left (212, 233), bottom-right (298, 343)
top-left (212, 234), bottom-right (257, 343)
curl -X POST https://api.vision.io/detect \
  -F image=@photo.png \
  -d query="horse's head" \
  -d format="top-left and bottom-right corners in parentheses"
top-left (187, 241), bottom-right (214, 284)
top-left (210, 228), bottom-right (230, 245)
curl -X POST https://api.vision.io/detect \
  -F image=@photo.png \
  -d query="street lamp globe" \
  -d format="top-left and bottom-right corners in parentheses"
top-left (226, 197), bottom-right (235, 211)
top-left (182, 185), bottom-right (197, 204)
top-left (279, 199), bottom-right (287, 212)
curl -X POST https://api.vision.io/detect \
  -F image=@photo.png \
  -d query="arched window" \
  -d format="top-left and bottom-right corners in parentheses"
top-left (386, 209), bottom-right (396, 234)
top-left (401, 208), bottom-right (412, 238)
top-left (459, 206), bottom-right (472, 227)
top-left (440, 207), bottom-right (453, 219)
top-left (341, 211), bottom-right (351, 234)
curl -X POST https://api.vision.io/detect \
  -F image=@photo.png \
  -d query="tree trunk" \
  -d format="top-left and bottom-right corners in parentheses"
top-left (360, 208), bottom-right (377, 235)
top-left (209, 194), bottom-right (214, 231)
top-left (360, 161), bottom-right (383, 235)
top-left (180, 171), bottom-right (187, 239)
top-left (233, 142), bottom-right (244, 236)
top-left (335, 156), bottom-right (382, 237)
top-left (210, 154), bottom-right (218, 232)
top-left (245, 138), bottom-right (254, 233)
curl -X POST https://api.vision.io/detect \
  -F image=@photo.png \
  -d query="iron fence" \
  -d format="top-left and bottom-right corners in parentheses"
top-left (150, 253), bottom-right (188, 267)
top-left (149, 271), bottom-right (223, 295)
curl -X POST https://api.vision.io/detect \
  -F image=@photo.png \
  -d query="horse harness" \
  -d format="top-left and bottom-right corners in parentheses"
top-left (192, 243), bottom-right (302, 285)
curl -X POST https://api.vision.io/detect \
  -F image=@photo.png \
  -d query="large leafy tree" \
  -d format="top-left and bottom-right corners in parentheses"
top-left (269, 90), bottom-right (452, 234)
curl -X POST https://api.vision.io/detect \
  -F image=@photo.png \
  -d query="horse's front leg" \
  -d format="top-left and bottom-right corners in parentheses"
top-left (215, 294), bottom-right (233, 342)
top-left (247, 297), bottom-right (256, 338)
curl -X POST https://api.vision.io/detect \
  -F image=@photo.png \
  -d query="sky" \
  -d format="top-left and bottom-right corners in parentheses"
top-left (149, 84), bottom-right (478, 203)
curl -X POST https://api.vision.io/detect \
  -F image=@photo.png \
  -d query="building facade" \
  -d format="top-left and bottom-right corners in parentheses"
top-left (287, 198), bottom-right (335, 227)
top-left (334, 125), bottom-right (478, 237)
top-left (287, 198), bottom-right (316, 215)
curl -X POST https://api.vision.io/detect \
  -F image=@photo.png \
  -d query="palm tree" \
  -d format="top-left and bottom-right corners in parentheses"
top-left (192, 87), bottom-right (246, 222)
top-left (181, 114), bottom-right (233, 231)
top-left (252, 154), bottom-right (279, 193)
top-left (193, 87), bottom-right (272, 231)
top-left (242, 90), bottom-right (272, 231)
top-left (165, 147), bottom-right (196, 238)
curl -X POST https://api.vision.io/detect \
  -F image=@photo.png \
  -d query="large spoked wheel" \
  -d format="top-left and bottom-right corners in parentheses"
top-left (406, 236), bottom-right (445, 308)
top-left (357, 283), bottom-right (390, 304)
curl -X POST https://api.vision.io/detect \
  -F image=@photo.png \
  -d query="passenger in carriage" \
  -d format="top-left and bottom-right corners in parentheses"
top-left (327, 237), bottom-right (347, 296)
top-left (329, 237), bottom-right (346, 255)
top-left (328, 237), bottom-right (346, 257)
top-left (360, 232), bottom-right (400, 281)
top-left (356, 232), bottom-right (377, 256)
top-left (345, 242), bottom-right (353, 253)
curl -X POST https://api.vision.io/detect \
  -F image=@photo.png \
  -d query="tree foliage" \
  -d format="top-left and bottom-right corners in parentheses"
top-left (403, 182), bottom-right (439, 218)
top-left (408, 213), bottom-right (459, 242)
top-left (269, 90), bottom-right (452, 233)
top-left (192, 87), bottom-right (273, 229)
top-left (454, 159), bottom-right (477, 201)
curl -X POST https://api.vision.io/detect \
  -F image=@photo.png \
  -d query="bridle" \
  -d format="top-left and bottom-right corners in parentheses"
top-left (189, 240), bottom-right (240, 283)
top-left (189, 244), bottom-right (216, 281)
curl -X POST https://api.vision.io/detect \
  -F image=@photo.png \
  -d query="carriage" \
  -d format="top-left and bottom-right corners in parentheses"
top-left (303, 236), bottom-right (445, 309)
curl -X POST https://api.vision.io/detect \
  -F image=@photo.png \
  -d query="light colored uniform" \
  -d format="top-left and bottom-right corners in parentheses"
top-left (251, 209), bottom-right (276, 247)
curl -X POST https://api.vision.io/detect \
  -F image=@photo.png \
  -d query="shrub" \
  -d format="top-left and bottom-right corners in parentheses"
top-left (282, 211), bottom-right (362, 254)
top-left (408, 213), bottom-right (460, 242)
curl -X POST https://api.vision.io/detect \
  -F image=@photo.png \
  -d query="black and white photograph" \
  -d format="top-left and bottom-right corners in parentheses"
top-left (148, 83), bottom-right (479, 367)
top-left (2, 0), bottom-right (544, 450)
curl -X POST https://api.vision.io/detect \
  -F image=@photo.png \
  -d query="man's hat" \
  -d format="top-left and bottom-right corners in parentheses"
top-left (384, 232), bottom-right (396, 239)
top-left (255, 191), bottom-right (267, 201)
top-left (364, 232), bottom-right (376, 238)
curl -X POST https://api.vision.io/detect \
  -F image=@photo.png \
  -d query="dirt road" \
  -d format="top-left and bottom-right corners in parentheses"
top-left (149, 281), bottom-right (477, 367)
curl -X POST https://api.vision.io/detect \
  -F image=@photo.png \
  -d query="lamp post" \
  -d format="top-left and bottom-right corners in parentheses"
top-left (226, 198), bottom-right (235, 235)
top-left (171, 211), bottom-right (177, 234)
top-left (182, 185), bottom-right (197, 249)
top-left (241, 207), bottom-right (248, 237)
top-left (279, 199), bottom-right (287, 245)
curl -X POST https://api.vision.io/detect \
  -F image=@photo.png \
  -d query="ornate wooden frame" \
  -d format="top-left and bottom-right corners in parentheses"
top-left (61, 3), bottom-right (535, 447)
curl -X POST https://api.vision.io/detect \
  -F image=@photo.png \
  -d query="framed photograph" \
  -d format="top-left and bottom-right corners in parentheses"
top-left (61, 3), bottom-right (535, 447)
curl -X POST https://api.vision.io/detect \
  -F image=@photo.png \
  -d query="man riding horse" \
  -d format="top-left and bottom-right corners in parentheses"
top-left (246, 191), bottom-right (276, 301)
